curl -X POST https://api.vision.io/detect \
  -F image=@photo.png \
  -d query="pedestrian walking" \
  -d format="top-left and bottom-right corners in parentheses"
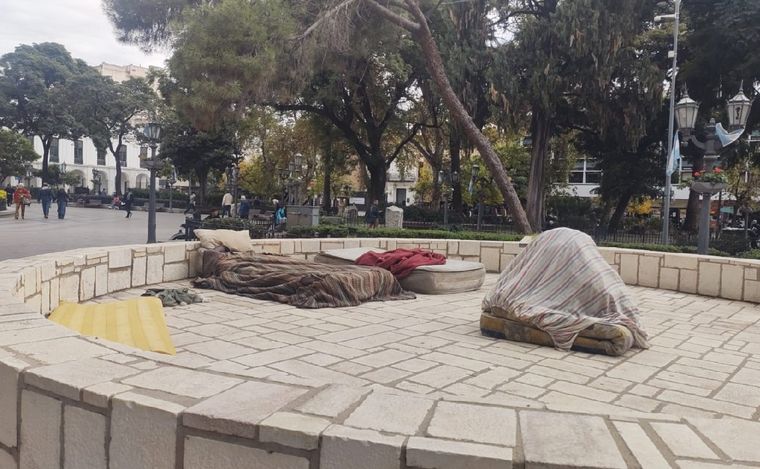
top-left (56, 188), bottom-right (69, 219)
top-left (221, 192), bottom-right (233, 217)
top-left (12, 183), bottom-right (31, 221)
top-left (184, 192), bottom-right (197, 214)
top-left (238, 195), bottom-right (251, 219)
top-left (39, 183), bottom-right (53, 219)
top-left (123, 190), bottom-right (134, 218)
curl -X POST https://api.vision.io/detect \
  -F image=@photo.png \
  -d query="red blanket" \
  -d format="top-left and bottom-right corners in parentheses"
top-left (356, 249), bottom-right (446, 279)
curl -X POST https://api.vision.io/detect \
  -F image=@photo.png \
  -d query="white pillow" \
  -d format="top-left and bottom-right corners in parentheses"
top-left (195, 229), bottom-right (252, 252)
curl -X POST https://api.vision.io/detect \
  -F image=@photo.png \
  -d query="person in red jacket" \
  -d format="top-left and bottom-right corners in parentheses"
top-left (12, 183), bottom-right (31, 220)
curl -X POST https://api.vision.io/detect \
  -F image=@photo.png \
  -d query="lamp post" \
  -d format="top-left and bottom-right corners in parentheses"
top-left (142, 122), bottom-right (163, 244)
top-left (656, 0), bottom-right (681, 245)
top-left (438, 170), bottom-right (459, 229)
top-left (675, 86), bottom-right (754, 254)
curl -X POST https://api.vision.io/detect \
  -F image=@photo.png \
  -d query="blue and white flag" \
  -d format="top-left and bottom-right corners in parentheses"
top-left (666, 132), bottom-right (680, 177)
top-left (715, 122), bottom-right (744, 147)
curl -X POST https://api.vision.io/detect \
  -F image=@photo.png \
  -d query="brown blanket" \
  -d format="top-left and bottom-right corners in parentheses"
top-left (192, 250), bottom-right (416, 308)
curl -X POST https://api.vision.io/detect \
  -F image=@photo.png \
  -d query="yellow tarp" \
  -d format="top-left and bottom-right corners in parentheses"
top-left (49, 297), bottom-right (176, 355)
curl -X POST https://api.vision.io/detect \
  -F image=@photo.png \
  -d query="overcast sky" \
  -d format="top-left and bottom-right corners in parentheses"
top-left (0, 0), bottom-right (169, 67)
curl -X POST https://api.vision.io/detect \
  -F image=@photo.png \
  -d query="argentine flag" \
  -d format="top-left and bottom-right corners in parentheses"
top-left (666, 133), bottom-right (680, 177)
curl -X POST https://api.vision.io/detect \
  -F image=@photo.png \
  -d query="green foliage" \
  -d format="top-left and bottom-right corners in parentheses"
top-left (286, 225), bottom-right (522, 242)
top-left (740, 250), bottom-right (760, 260)
top-left (599, 242), bottom-right (730, 257)
top-left (0, 130), bottom-right (38, 182)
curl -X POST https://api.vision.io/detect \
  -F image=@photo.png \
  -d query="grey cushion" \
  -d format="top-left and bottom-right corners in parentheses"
top-left (315, 247), bottom-right (485, 294)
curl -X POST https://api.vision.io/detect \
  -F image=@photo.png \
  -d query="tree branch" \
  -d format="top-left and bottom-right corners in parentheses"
top-left (364, 0), bottom-right (421, 32)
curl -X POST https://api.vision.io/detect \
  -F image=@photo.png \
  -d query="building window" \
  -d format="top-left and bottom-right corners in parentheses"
top-left (74, 140), bottom-right (84, 164)
top-left (139, 146), bottom-right (148, 159)
top-left (97, 147), bottom-right (106, 166)
top-left (50, 138), bottom-right (59, 163)
top-left (117, 144), bottom-right (127, 165)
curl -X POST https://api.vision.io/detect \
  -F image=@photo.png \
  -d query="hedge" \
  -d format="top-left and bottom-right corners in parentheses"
top-left (286, 225), bottom-right (523, 242)
top-left (599, 242), bottom-right (730, 257)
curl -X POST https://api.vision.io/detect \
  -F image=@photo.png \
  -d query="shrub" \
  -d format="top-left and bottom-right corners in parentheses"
top-left (740, 249), bottom-right (760, 260)
top-left (286, 224), bottom-right (523, 241)
top-left (599, 242), bottom-right (729, 257)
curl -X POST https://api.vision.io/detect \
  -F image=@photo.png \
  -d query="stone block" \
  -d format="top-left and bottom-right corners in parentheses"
top-left (40, 281), bottom-right (50, 314)
top-left (664, 253), bottom-right (699, 270)
top-left (79, 267), bottom-right (96, 301)
top-left (59, 274), bottom-right (80, 302)
top-left (427, 402), bottom-right (516, 446)
top-left (50, 277), bottom-right (60, 310)
top-left (123, 367), bottom-right (242, 399)
top-left (19, 390), bottom-right (61, 469)
top-left (163, 244), bottom-right (186, 263)
top-left (690, 417), bottom-right (760, 462)
top-left (163, 262), bottom-right (188, 282)
top-left (183, 381), bottom-right (307, 439)
top-left (24, 295), bottom-right (40, 315)
top-left (280, 240), bottom-right (295, 254)
top-left (24, 357), bottom-right (136, 401)
top-left (458, 241), bottom-right (480, 256)
top-left (300, 239), bottom-right (320, 253)
top-left (321, 425), bottom-right (404, 469)
top-left (296, 384), bottom-right (369, 418)
top-left (344, 392), bottom-right (433, 435)
top-left (520, 411), bottom-right (626, 469)
top-left (659, 267), bottom-right (679, 291)
top-left (94, 264), bottom-right (107, 297)
top-left (110, 392), bottom-right (184, 469)
top-left (680, 269), bottom-right (698, 294)
top-left (612, 421), bottom-right (670, 468)
top-left (259, 412), bottom-right (331, 450)
top-left (22, 268), bottom-right (38, 298)
top-left (0, 447), bottom-right (14, 469)
top-left (698, 262), bottom-right (721, 297)
top-left (406, 437), bottom-right (513, 469)
top-left (262, 243), bottom-right (281, 254)
top-left (480, 247), bottom-right (501, 273)
top-left (109, 249), bottom-right (132, 269)
top-left (10, 336), bottom-right (111, 365)
top-left (82, 382), bottom-right (133, 409)
top-left (598, 248), bottom-right (616, 265)
top-left (619, 254), bottom-right (639, 285)
top-left (184, 436), bottom-right (309, 469)
top-left (146, 255), bottom-right (164, 285)
top-left (651, 422), bottom-right (717, 459)
top-left (108, 268), bottom-right (131, 293)
top-left (131, 256), bottom-right (147, 287)
top-left (744, 280), bottom-right (760, 303)
top-left (0, 358), bottom-right (28, 448)
top-left (64, 406), bottom-right (107, 469)
top-left (343, 239), bottom-right (360, 248)
top-left (720, 264), bottom-right (744, 300)
top-left (40, 261), bottom-right (55, 282)
top-left (447, 241), bottom-right (458, 255)
top-left (637, 256), bottom-right (660, 288)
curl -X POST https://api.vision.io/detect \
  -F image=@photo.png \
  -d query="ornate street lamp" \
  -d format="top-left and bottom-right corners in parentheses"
top-left (142, 122), bottom-right (163, 243)
top-left (674, 85), bottom-right (754, 254)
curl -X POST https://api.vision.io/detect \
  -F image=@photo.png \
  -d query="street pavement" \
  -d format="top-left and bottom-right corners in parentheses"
top-left (0, 204), bottom-right (188, 261)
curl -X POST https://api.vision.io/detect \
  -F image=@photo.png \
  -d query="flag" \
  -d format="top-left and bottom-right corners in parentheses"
top-left (715, 122), bottom-right (744, 147)
top-left (666, 132), bottom-right (680, 177)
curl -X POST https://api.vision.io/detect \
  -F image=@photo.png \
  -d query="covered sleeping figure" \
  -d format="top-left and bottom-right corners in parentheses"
top-left (481, 228), bottom-right (649, 356)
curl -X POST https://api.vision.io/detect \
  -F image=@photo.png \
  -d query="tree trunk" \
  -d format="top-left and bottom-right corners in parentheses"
top-left (41, 137), bottom-right (51, 182)
top-left (198, 170), bottom-right (209, 206)
top-left (683, 155), bottom-right (704, 232)
top-left (322, 157), bottom-right (333, 213)
top-left (608, 192), bottom-right (633, 234)
top-left (366, 161), bottom-right (387, 208)
top-left (526, 108), bottom-right (552, 231)
top-left (401, 1), bottom-right (531, 233)
top-left (115, 160), bottom-right (123, 196)
top-left (449, 130), bottom-right (462, 213)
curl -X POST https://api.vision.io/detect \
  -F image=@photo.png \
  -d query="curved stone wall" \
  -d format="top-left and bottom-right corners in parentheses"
top-left (0, 238), bottom-right (758, 469)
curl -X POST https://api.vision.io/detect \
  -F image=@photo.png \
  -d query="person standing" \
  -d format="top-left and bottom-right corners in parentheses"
top-left (56, 188), bottom-right (69, 219)
top-left (750, 219), bottom-right (760, 249)
top-left (12, 183), bottom-right (31, 221)
top-left (123, 190), bottom-right (134, 218)
top-left (221, 192), bottom-right (233, 218)
top-left (238, 195), bottom-right (251, 219)
top-left (366, 200), bottom-right (380, 229)
top-left (39, 183), bottom-right (53, 219)
top-left (184, 192), bottom-right (197, 215)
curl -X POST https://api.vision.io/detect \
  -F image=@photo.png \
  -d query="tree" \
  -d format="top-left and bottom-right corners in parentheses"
top-left (0, 43), bottom-right (93, 180)
top-left (158, 113), bottom-right (238, 205)
top-left (70, 75), bottom-right (157, 195)
top-left (0, 130), bottom-right (38, 183)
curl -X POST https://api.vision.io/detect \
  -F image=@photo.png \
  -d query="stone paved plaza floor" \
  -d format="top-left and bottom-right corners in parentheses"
top-left (87, 274), bottom-right (760, 467)
top-left (0, 206), bottom-right (187, 260)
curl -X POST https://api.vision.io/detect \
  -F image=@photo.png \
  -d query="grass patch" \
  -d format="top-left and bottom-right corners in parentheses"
top-left (286, 225), bottom-right (523, 242)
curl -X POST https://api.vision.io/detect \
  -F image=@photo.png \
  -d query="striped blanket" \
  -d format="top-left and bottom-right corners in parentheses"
top-left (482, 228), bottom-right (648, 351)
top-left (193, 250), bottom-right (415, 308)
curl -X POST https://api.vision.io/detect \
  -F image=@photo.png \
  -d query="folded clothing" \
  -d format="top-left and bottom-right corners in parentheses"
top-left (356, 248), bottom-right (446, 279)
top-left (142, 288), bottom-right (204, 307)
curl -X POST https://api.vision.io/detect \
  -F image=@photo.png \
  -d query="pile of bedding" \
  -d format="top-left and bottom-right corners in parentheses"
top-left (192, 249), bottom-right (415, 308)
top-left (481, 228), bottom-right (648, 355)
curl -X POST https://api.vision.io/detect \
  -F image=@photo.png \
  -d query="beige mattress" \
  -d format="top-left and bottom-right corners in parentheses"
top-left (315, 247), bottom-right (486, 294)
